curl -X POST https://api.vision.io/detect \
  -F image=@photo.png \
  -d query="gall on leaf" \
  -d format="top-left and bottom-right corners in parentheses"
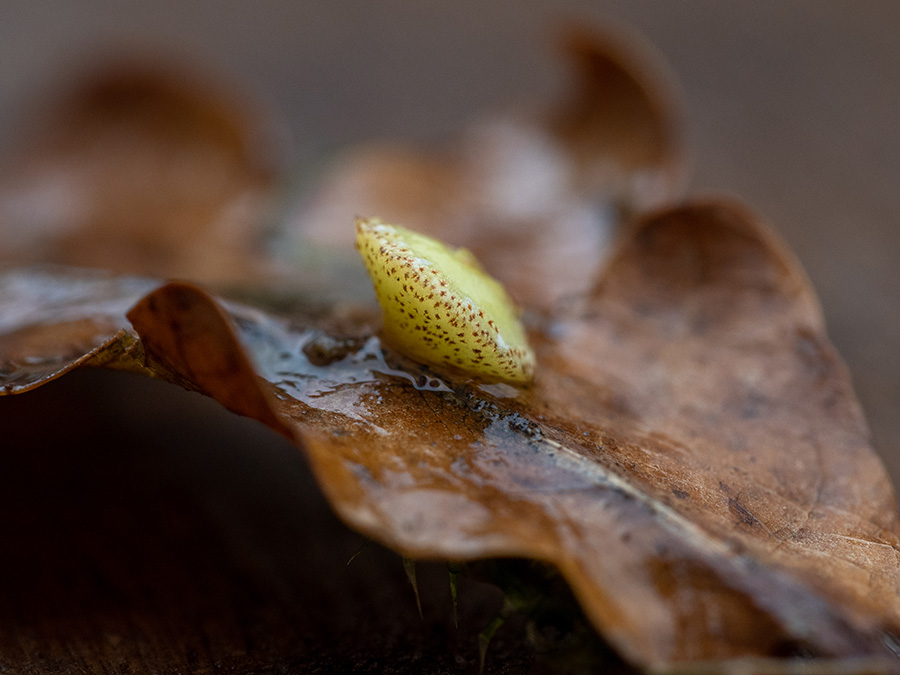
top-left (355, 217), bottom-right (535, 385)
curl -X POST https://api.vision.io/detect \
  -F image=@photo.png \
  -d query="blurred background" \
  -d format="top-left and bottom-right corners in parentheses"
top-left (0, 2), bottom-right (898, 672)
top-left (2, 0), bottom-right (896, 476)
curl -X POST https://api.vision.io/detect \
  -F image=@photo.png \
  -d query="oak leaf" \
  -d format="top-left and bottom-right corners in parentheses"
top-left (3, 202), bottom-right (899, 672)
top-left (1, 25), bottom-right (898, 675)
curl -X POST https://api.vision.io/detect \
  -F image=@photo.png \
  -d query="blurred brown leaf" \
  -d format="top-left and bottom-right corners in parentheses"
top-left (0, 59), bottom-right (281, 283)
top-left (287, 26), bottom-right (687, 311)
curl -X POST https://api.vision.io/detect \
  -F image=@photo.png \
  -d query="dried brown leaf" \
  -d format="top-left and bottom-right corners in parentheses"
top-left (0, 59), bottom-right (280, 283)
top-left (548, 25), bottom-right (687, 206)
top-left (0, 269), bottom-right (154, 392)
top-left (2, 200), bottom-right (898, 672)
top-left (126, 281), bottom-right (292, 437)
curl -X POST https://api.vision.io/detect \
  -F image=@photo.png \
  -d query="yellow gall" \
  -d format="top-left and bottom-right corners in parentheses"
top-left (355, 217), bottom-right (535, 384)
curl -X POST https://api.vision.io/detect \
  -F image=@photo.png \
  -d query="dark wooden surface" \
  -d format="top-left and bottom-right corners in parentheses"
top-left (1, 2), bottom-right (898, 672)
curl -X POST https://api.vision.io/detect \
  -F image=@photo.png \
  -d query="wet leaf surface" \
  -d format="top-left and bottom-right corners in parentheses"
top-left (0, 268), bottom-right (155, 392)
